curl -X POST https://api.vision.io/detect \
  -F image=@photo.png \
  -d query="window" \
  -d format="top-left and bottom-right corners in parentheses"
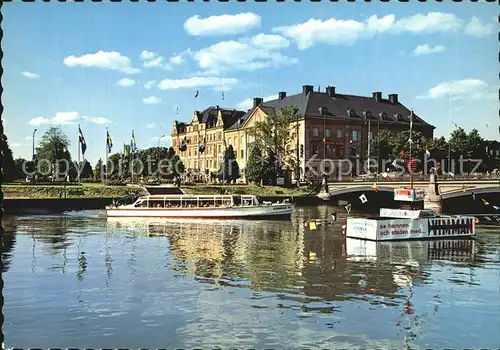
top-left (312, 144), bottom-right (318, 155)
top-left (241, 149), bottom-right (244, 158)
top-left (336, 128), bottom-right (342, 138)
top-left (326, 144), bottom-right (332, 157)
top-left (325, 128), bottom-right (331, 138)
top-left (352, 130), bottom-right (360, 141)
top-left (312, 128), bottom-right (319, 137)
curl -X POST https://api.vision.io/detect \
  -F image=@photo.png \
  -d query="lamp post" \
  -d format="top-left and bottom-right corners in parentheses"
top-left (32, 128), bottom-right (37, 161)
top-left (158, 134), bottom-right (166, 147)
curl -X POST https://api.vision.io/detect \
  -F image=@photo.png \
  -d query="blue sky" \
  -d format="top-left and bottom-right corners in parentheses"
top-left (3, 1), bottom-right (498, 165)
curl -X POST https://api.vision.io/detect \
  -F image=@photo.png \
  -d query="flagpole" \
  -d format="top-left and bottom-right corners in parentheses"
top-left (409, 110), bottom-right (413, 190)
top-left (77, 125), bottom-right (81, 183)
top-left (105, 127), bottom-right (108, 183)
top-left (131, 129), bottom-right (134, 184)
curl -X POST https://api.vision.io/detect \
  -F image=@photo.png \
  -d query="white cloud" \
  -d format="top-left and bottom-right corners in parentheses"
top-left (140, 50), bottom-right (173, 70)
top-left (29, 111), bottom-right (80, 126)
top-left (11, 143), bottom-right (22, 148)
top-left (63, 50), bottom-right (141, 74)
top-left (117, 77), bottom-right (136, 87)
top-left (274, 12), bottom-right (461, 49)
top-left (144, 80), bottom-right (156, 89)
top-left (236, 94), bottom-right (278, 111)
top-left (464, 16), bottom-right (494, 37)
top-left (417, 79), bottom-right (491, 100)
top-left (143, 96), bottom-right (161, 104)
top-left (169, 54), bottom-right (184, 65)
top-left (29, 112), bottom-right (112, 126)
top-left (21, 71), bottom-right (40, 79)
top-left (158, 77), bottom-right (239, 92)
top-left (140, 50), bottom-right (156, 60)
top-left (86, 117), bottom-right (112, 124)
top-left (184, 13), bottom-right (261, 36)
top-left (412, 44), bottom-right (446, 56)
top-left (191, 33), bottom-right (297, 74)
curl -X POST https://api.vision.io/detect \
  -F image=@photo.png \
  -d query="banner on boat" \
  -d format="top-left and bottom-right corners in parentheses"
top-left (394, 188), bottom-right (425, 202)
top-left (345, 216), bottom-right (475, 240)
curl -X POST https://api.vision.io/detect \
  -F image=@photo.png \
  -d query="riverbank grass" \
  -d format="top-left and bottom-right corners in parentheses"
top-left (4, 183), bottom-right (314, 199)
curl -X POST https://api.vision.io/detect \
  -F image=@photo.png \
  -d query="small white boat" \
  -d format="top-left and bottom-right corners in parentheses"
top-left (342, 188), bottom-right (476, 241)
top-left (106, 194), bottom-right (295, 220)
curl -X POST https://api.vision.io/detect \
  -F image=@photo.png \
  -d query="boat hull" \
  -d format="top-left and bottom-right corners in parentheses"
top-left (344, 215), bottom-right (475, 241)
top-left (106, 204), bottom-right (295, 220)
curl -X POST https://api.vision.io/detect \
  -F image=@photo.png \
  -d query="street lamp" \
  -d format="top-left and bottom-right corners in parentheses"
top-left (32, 128), bottom-right (37, 160)
top-left (158, 134), bottom-right (166, 147)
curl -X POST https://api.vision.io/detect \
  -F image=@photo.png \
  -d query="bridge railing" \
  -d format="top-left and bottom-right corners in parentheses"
top-left (326, 174), bottom-right (500, 183)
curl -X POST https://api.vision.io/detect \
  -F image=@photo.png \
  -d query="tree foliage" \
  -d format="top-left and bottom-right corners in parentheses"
top-left (36, 127), bottom-right (72, 178)
top-left (248, 105), bottom-right (298, 173)
top-left (218, 145), bottom-right (240, 183)
top-left (245, 144), bottom-right (265, 184)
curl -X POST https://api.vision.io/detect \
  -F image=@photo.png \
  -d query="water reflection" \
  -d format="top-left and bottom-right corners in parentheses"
top-left (2, 210), bottom-right (500, 348)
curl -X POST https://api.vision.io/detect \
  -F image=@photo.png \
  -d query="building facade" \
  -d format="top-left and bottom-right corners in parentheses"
top-left (172, 85), bottom-right (435, 181)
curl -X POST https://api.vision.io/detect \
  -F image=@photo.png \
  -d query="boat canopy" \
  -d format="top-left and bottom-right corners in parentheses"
top-left (130, 194), bottom-right (260, 209)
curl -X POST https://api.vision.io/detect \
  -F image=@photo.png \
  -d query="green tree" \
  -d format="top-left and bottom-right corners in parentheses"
top-left (76, 160), bottom-right (93, 179)
top-left (448, 127), bottom-right (469, 157)
top-left (245, 144), bottom-right (265, 184)
top-left (218, 145), bottom-right (240, 183)
top-left (1, 136), bottom-right (15, 182)
top-left (94, 159), bottom-right (103, 181)
top-left (466, 129), bottom-right (483, 159)
top-left (423, 137), bottom-right (448, 161)
top-left (370, 130), bottom-right (396, 171)
top-left (248, 105), bottom-right (298, 173)
top-left (13, 158), bottom-right (28, 181)
top-left (36, 127), bottom-right (72, 180)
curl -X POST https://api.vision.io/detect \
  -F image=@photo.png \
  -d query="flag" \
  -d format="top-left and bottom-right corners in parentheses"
top-left (176, 105), bottom-right (179, 115)
top-left (345, 203), bottom-right (352, 214)
top-left (482, 198), bottom-right (489, 206)
top-left (359, 194), bottom-right (368, 204)
top-left (221, 91), bottom-right (225, 100)
top-left (131, 130), bottom-right (137, 153)
top-left (371, 183), bottom-right (378, 192)
top-left (106, 130), bottom-right (113, 153)
top-left (194, 90), bottom-right (199, 98)
top-left (409, 109), bottom-right (413, 131)
top-left (198, 134), bottom-right (206, 153)
top-left (493, 205), bottom-right (499, 211)
top-left (309, 221), bottom-right (317, 230)
top-left (179, 136), bottom-right (187, 152)
top-left (399, 150), bottom-right (405, 157)
top-left (78, 125), bottom-right (87, 155)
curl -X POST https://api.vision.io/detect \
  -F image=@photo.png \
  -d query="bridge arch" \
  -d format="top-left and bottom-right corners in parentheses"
top-left (442, 187), bottom-right (500, 200)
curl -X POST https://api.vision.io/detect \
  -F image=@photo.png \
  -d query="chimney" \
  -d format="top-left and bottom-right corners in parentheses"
top-left (302, 85), bottom-right (313, 96)
top-left (388, 94), bottom-right (398, 104)
top-left (326, 86), bottom-right (336, 97)
top-left (216, 105), bottom-right (219, 110)
top-left (253, 97), bottom-right (263, 108)
top-left (193, 111), bottom-right (200, 120)
top-left (372, 92), bottom-right (382, 102)
top-left (278, 91), bottom-right (286, 100)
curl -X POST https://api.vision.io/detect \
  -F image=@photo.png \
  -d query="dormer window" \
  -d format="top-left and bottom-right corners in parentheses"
top-left (379, 112), bottom-right (388, 121)
top-left (395, 113), bottom-right (404, 122)
top-left (347, 109), bottom-right (356, 118)
top-left (363, 110), bottom-right (375, 119)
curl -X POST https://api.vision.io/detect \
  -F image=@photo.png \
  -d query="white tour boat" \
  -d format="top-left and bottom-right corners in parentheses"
top-left (343, 188), bottom-right (476, 241)
top-left (106, 194), bottom-right (295, 219)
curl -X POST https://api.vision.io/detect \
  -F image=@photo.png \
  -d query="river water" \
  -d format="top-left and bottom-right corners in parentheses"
top-left (2, 206), bottom-right (499, 349)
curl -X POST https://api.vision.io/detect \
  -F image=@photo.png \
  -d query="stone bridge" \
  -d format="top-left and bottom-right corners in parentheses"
top-left (327, 180), bottom-right (500, 200)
